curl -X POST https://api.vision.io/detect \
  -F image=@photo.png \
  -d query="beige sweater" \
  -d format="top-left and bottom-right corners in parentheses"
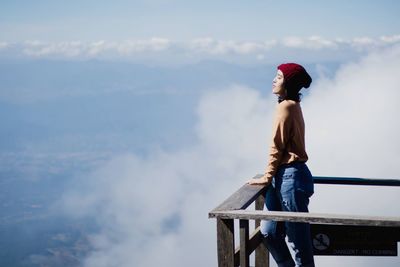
top-left (264, 100), bottom-right (308, 179)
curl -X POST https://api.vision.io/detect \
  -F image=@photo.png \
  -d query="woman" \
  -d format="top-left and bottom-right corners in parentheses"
top-left (248, 63), bottom-right (315, 267)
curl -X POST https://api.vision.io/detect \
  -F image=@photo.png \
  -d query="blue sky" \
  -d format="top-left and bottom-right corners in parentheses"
top-left (1, 0), bottom-right (399, 65)
top-left (1, 0), bottom-right (400, 41)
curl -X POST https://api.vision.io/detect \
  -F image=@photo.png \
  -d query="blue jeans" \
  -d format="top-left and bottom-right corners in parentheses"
top-left (260, 162), bottom-right (315, 267)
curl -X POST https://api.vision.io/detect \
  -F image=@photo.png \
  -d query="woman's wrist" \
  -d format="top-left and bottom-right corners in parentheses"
top-left (263, 174), bottom-right (272, 181)
top-left (247, 174), bottom-right (272, 185)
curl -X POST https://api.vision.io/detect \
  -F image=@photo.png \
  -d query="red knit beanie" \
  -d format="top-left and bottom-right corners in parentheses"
top-left (277, 63), bottom-right (312, 91)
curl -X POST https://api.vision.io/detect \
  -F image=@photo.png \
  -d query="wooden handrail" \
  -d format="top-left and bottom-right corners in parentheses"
top-left (210, 210), bottom-right (400, 227)
top-left (211, 174), bottom-right (265, 212)
top-left (209, 175), bottom-right (400, 267)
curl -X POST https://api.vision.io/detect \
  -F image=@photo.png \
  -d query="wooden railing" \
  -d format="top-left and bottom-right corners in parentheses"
top-left (208, 175), bottom-right (400, 267)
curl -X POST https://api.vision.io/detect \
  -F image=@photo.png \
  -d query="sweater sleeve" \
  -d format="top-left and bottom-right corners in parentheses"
top-left (264, 103), bottom-right (292, 179)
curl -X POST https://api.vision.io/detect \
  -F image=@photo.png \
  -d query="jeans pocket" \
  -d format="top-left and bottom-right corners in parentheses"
top-left (296, 170), bottom-right (314, 197)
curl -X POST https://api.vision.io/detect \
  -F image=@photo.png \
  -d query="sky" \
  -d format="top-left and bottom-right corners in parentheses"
top-left (1, 1), bottom-right (400, 267)
top-left (1, 0), bottom-right (400, 41)
top-left (1, 0), bottom-right (400, 64)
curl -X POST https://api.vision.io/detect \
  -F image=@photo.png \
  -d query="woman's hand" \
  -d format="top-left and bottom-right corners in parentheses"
top-left (247, 174), bottom-right (272, 185)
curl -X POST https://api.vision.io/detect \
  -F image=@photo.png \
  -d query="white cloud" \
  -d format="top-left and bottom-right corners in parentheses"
top-left (87, 40), bottom-right (110, 56)
top-left (23, 40), bottom-right (83, 57)
top-left (0, 41), bottom-right (8, 50)
top-left (381, 34), bottom-right (400, 43)
top-left (308, 36), bottom-right (338, 49)
top-left (1, 35), bottom-right (400, 63)
top-left (115, 37), bottom-right (171, 54)
top-left (19, 38), bottom-right (171, 58)
top-left (282, 36), bottom-right (339, 49)
top-left (350, 37), bottom-right (379, 51)
top-left (189, 37), bottom-right (276, 55)
top-left (306, 44), bottom-right (400, 179)
top-left (60, 85), bottom-right (271, 267)
top-left (281, 35), bottom-right (400, 52)
top-left (59, 46), bottom-right (400, 267)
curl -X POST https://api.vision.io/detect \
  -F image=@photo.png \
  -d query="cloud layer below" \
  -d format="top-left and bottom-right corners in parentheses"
top-left (60, 45), bottom-right (400, 267)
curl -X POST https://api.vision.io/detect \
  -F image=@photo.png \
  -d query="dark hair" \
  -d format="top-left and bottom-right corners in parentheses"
top-left (278, 84), bottom-right (302, 103)
top-left (286, 86), bottom-right (302, 102)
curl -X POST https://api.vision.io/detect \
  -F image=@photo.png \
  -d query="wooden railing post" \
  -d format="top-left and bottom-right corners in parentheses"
top-left (217, 218), bottom-right (235, 267)
top-left (255, 193), bottom-right (269, 267)
top-left (240, 220), bottom-right (250, 267)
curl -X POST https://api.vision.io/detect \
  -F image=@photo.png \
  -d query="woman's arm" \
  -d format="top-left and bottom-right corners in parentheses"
top-left (248, 102), bottom-right (292, 185)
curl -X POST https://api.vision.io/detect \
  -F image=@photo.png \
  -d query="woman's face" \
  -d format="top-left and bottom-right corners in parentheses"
top-left (272, 69), bottom-right (285, 96)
